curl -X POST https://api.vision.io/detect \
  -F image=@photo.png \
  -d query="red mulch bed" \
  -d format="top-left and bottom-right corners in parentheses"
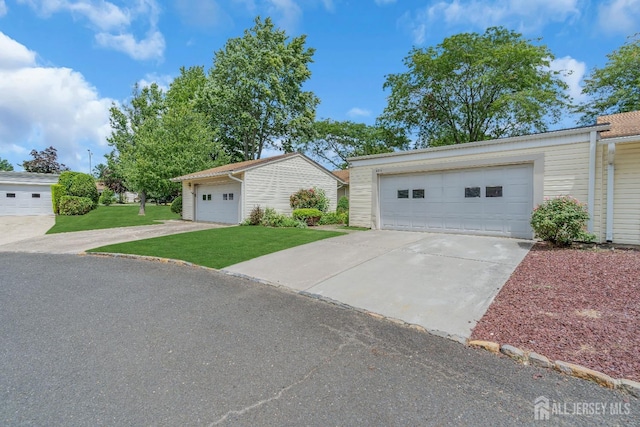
top-left (471, 243), bottom-right (640, 382)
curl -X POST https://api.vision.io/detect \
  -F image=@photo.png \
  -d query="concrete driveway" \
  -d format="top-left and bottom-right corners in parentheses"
top-left (0, 220), bottom-right (226, 253)
top-left (224, 231), bottom-right (533, 341)
top-left (0, 215), bottom-right (55, 246)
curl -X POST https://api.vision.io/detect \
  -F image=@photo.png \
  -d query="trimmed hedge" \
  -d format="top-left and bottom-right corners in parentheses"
top-left (170, 196), bottom-right (183, 215)
top-left (99, 188), bottom-right (115, 206)
top-left (59, 195), bottom-right (95, 216)
top-left (59, 171), bottom-right (99, 204)
top-left (293, 208), bottom-right (323, 226)
top-left (51, 184), bottom-right (64, 215)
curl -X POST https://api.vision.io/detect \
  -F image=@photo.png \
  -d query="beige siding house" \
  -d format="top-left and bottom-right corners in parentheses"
top-left (348, 111), bottom-right (640, 244)
top-left (332, 170), bottom-right (349, 200)
top-left (172, 153), bottom-right (345, 224)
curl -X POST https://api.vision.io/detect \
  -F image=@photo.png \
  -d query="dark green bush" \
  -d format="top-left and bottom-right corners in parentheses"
top-left (50, 184), bottom-right (63, 214)
top-left (261, 208), bottom-right (306, 228)
top-left (59, 195), bottom-right (95, 215)
top-left (59, 171), bottom-right (99, 204)
top-left (530, 195), bottom-right (595, 246)
top-left (170, 196), bottom-right (183, 215)
top-left (336, 196), bottom-right (349, 214)
top-left (99, 188), bottom-right (115, 206)
top-left (318, 212), bottom-right (344, 225)
top-left (290, 187), bottom-right (329, 212)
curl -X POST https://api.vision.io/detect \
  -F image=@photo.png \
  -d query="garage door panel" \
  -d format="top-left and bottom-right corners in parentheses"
top-left (380, 165), bottom-right (533, 238)
top-left (196, 183), bottom-right (240, 224)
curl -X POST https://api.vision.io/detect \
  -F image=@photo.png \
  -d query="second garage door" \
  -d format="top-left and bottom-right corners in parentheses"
top-left (195, 182), bottom-right (241, 224)
top-left (380, 164), bottom-right (533, 238)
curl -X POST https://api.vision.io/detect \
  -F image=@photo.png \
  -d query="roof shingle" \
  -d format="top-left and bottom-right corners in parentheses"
top-left (597, 111), bottom-right (640, 138)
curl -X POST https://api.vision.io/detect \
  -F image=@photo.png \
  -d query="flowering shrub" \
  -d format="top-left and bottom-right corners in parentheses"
top-left (290, 187), bottom-right (329, 212)
top-left (530, 195), bottom-right (594, 246)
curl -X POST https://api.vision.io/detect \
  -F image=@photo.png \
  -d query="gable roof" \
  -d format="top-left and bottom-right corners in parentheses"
top-left (332, 169), bottom-right (349, 184)
top-left (172, 152), bottom-right (345, 183)
top-left (598, 111), bottom-right (640, 138)
top-left (0, 171), bottom-right (60, 185)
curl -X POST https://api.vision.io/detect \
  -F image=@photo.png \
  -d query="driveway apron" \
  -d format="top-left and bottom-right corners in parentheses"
top-left (224, 231), bottom-right (533, 341)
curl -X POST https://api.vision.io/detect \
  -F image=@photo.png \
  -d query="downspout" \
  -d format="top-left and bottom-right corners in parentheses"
top-left (192, 182), bottom-right (198, 221)
top-left (587, 130), bottom-right (597, 233)
top-left (227, 173), bottom-right (244, 223)
top-left (606, 143), bottom-right (615, 242)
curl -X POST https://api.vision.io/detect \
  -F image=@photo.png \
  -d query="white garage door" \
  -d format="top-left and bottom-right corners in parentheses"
top-left (380, 164), bottom-right (533, 238)
top-left (195, 182), bottom-right (241, 224)
top-left (0, 184), bottom-right (54, 216)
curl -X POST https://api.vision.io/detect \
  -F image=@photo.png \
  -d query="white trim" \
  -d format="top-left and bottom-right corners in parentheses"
top-left (587, 130), bottom-right (597, 232)
top-left (598, 134), bottom-right (640, 145)
top-left (227, 173), bottom-right (244, 223)
top-left (606, 143), bottom-right (615, 242)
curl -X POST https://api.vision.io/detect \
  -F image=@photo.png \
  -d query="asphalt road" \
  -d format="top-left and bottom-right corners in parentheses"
top-left (1, 254), bottom-right (637, 426)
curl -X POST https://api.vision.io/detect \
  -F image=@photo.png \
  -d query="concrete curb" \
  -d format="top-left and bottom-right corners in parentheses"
top-left (84, 252), bottom-right (640, 398)
top-left (468, 340), bottom-right (640, 398)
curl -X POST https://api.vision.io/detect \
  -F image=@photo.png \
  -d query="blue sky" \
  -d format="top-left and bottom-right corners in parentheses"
top-left (0, 0), bottom-right (638, 173)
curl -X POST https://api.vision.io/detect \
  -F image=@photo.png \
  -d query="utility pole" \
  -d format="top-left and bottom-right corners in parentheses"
top-left (87, 149), bottom-right (92, 175)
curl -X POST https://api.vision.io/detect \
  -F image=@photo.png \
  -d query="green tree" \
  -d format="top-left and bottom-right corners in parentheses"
top-left (200, 16), bottom-right (318, 161)
top-left (0, 157), bottom-right (14, 171)
top-left (22, 146), bottom-right (69, 173)
top-left (379, 27), bottom-right (570, 148)
top-left (92, 163), bottom-right (108, 179)
top-left (296, 119), bottom-right (409, 169)
top-left (577, 34), bottom-right (640, 124)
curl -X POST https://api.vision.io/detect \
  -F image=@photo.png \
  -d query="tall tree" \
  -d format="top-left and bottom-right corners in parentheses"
top-left (0, 157), bottom-right (14, 171)
top-left (22, 146), bottom-right (69, 173)
top-left (379, 27), bottom-right (570, 148)
top-left (200, 17), bottom-right (318, 161)
top-left (296, 119), bottom-right (409, 170)
top-left (576, 34), bottom-right (640, 124)
top-left (93, 163), bottom-right (108, 180)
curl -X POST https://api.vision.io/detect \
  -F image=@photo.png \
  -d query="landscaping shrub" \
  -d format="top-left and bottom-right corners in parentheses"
top-left (170, 196), bottom-right (183, 215)
top-left (336, 196), bottom-right (349, 214)
top-left (50, 184), bottom-right (63, 214)
top-left (261, 208), bottom-right (307, 228)
top-left (530, 195), bottom-right (595, 246)
top-left (247, 205), bottom-right (264, 225)
top-left (99, 188), bottom-right (115, 206)
top-left (58, 171), bottom-right (99, 204)
top-left (293, 208), bottom-right (323, 226)
top-left (318, 212), bottom-right (344, 225)
top-left (59, 195), bottom-right (95, 216)
top-left (290, 187), bottom-right (329, 212)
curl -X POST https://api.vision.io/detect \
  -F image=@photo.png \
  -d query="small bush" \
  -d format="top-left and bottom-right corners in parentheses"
top-left (530, 195), bottom-right (595, 246)
top-left (51, 184), bottom-right (64, 214)
top-left (318, 212), bottom-right (344, 225)
top-left (59, 171), bottom-right (99, 204)
top-left (170, 196), bottom-right (183, 215)
top-left (99, 188), bottom-right (115, 206)
top-left (261, 208), bottom-right (307, 228)
top-left (290, 187), bottom-right (329, 212)
top-left (336, 196), bottom-right (349, 214)
top-left (59, 195), bottom-right (95, 215)
top-left (248, 205), bottom-right (264, 225)
top-left (293, 208), bottom-right (323, 226)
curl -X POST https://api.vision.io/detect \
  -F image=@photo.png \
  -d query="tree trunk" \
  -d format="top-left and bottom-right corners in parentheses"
top-left (138, 191), bottom-right (146, 216)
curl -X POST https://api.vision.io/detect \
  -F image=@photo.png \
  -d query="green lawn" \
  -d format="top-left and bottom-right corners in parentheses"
top-left (47, 205), bottom-right (180, 234)
top-left (88, 226), bottom-right (345, 269)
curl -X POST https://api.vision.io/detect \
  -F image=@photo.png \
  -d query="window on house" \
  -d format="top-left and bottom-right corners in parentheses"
top-left (465, 187), bottom-right (481, 198)
top-left (32, 193), bottom-right (41, 198)
top-left (207, 194), bottom-right (212, 201)
top-left (223, 193), bottom-right (228, 200)
top-left (6, 193), bottom-right (16, 198)
top-left (202, 194), bottom-right (206, 201)
top-left (486, 186), bottom-right (503, 198)
top-left (228, 193), bottom-right (234, 201)
top-left (412, 189), bottom-right (425, 199)
top-left (397, 189), bottom-right (409, 199)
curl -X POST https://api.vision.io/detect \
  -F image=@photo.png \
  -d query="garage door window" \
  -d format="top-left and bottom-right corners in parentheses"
top-left (6, 193), bottom-right (15, 198)
top-left (486, 186), bottom-right (503, 197)
top-left (223, 193), bottom-right (235, 201)
top-left (397, 190), bottom-right (409, 199)
top-left (32, 193), bottom-right (41, 198)
top-left (412, 189), bottom-right (425, 199)
top-left (465, 187), bottom-right (481, 198)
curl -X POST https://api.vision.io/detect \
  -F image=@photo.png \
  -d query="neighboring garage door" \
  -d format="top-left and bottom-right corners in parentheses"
top-left (0, 184), bottom-right (53, 216)
top-left (380, 164), bottom-right (533, 238)
top-left (195, 182), bottom-right (241, 224)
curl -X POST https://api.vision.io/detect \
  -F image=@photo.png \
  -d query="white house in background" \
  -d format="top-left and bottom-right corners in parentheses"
top-left (348, 111), bottom-right (640, 245)
top-left (172, 152), bottom-right (346, 224)
top-left (332, 170), bottom-right (350, 200)
top-left (0, 171), bottom-right (59, 216)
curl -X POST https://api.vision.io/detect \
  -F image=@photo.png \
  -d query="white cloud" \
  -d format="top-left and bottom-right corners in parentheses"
top-left (0, 32), bottom-right (113, 172)
top-left (0, 0), bottom-right (8, 16)
top-left (267, 0), bottom-right (303, 32)
top-left (403, 0), bottom-right (581, 44)
top-left (138, 73), bottom-right (174, 92)
top-left (17, 0), bottom-right (164, 60)
top-left (598, 0), bottom-right (640, 35)
top-left (347, 107), bottom-right (371, 118)
top-left (549, 56), bottom-right (588, 104)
